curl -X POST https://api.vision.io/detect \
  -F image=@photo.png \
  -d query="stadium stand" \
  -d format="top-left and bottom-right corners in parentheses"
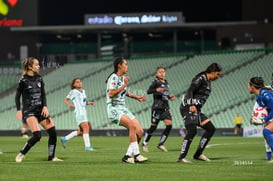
top-left (0, 49), bottom-right (272, 132)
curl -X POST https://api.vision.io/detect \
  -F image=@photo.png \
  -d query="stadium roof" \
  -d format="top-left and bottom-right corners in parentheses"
top-left (10, 21), bottom-right (257, 34)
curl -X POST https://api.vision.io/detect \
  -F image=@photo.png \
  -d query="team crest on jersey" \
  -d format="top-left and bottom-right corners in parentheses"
top-left (37, 82), bottom-right (41, 87)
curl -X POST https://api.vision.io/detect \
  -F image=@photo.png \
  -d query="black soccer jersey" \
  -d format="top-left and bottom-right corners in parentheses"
top-left (182, 73), bottom-right (211, 109)
top-left (15, 74), bottom-right (47, 112)
top-left (147, 78), bottom-right (171, 110)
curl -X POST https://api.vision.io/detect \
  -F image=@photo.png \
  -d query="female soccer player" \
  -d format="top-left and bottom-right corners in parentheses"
top-left (177, 63), bottom-right (222, 163)
top-left (251, 73), bottom-right (273, 160)
top-left (106, 57), bottom-right (148, 163)
top-left (142, 67), bottom-right (175, 152)
top-left (15, 57), bottom-right (62, 162)
top-left (60, 78), bottom-right (95, 151)
top-left (248, 76), bottom-right (273, 163)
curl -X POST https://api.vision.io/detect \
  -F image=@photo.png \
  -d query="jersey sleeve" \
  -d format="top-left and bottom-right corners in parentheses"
top-left (66, 90), bottom-right (75, 100)
top-left (185, 75), bottom-right (203, 104)
top-left (147, 79), bottom-right (158, 94)
top-left (107, 74), bottom-right (118, 90)
top-left (15, 79), bottom-right (23, 111)
top-left (262, 91), bottom-right (273, 122)
top-left (40, 77), bottom-right (47, 106)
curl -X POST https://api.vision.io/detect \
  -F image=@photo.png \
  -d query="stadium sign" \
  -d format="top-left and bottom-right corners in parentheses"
top-left (85, 12), bottom-right (184, 26)
top-left (0, 0), bottom-right (23, 26)
top-left (0, 0), bottom-right (38, 27)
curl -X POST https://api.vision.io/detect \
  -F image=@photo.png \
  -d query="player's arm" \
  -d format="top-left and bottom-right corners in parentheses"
top-left (15, 80), bottom-right (23, 120)
top-left (263, 92), bottom-right (273, 122)
top-left (40, 79), bottom-right (49, 117)
top-left (108, 76), bottom-right (129, 98)
top-left (126, 91), bottom-right (146, 103)
top-left (64, 97), bottom-right (74, 108)
top-left (185, 76), bottom-right (203, 112)
top-left (147, 80), bottom-right (159, 94)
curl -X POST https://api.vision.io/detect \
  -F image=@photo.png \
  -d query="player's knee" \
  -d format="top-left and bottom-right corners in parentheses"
top-left (28, 131), bottom-right (42, 146)
top-left (34, 131), bottom-right (42, 141)
top-left (163, 125), bottom-right (172, 135)
top-left (147, 125), bottom-right (157, 134)
top-left (47, 126), bottom-right (57, 137)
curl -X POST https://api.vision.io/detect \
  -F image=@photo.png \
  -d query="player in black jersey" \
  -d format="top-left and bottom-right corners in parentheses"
top-left (177, 63), bottom-right (222, 163)
top-left (142, 67), bottom-right (175, 152)
top-left (15, 57), bottom-right (63, 162)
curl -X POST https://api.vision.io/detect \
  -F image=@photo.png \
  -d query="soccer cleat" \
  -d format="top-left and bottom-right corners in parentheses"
top-left (157, 145), bottom-right (168, 152)
top-left (177, 158), bottom-right (192, 163)
top-left (122, 155), bottom-right (135, 164)
top-left (134, 154), bottom-right (148, 163)
top-left (60, 137), bottom-right (67, 149)
top-left (194, 154), bottom-right (211, 162)
top-left (85, 146), bottom-right (96, 151)
top-left (21, 134), bottom-right (29, 139)
top-left (142, 144), bottom-right (149, 152)
top-left (51, 157), bottom-right (64, 161)
top-left (15, 152), bottom-right (25, 163)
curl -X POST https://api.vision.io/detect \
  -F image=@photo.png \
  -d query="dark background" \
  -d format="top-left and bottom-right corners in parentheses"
top-left (38, 0), bottom-right (242, 25)
top-left (1, 0), bottom-right (273, 62)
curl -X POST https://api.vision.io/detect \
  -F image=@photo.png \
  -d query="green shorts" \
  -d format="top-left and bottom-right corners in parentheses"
top-left (107, 104), bottom-right (135, 124)
top-left (75, 112), bottom-right (88, 126)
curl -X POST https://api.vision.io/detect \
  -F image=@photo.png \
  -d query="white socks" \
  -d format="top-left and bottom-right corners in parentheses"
top-left (126, 141), bottom-right (140, 156)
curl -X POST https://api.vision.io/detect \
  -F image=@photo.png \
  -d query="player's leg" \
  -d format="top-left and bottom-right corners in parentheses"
top-left (193, 118), bottom-right (215, 161)
top-left (21, 122), bottom-right (30, 138)
top-left (177, 124), bottom-right (197, 163)
top-left (142, 110), bottom-right (159, 152)
top-left (142, 124), bottom-right (157, 152)
top-left (41, 117), bottom-right (63, 161)
top-left (264, 139), bottom-right (272, 160)
top-left (263, 123), bottom-right (273, 152)
top-left (177, 107), bottom-right (199, 163)
top-left (60, 130), bottom-right (78, 149)
top-left (16, 116), bottom-right (41, 162)
top-left (80, 121), bottom-right (95, 151)
top-left (157, 111), bottom-right (173, 152)
top-left (120, 114), bottom-right (147, 163)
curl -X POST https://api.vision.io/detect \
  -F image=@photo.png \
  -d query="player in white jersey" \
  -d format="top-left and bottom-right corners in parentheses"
top-left (60, 78), bottom-right (95, 151)
top-left (106, 57), bottom-right (148, 163)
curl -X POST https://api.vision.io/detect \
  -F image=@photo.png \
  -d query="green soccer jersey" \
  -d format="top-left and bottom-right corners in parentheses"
top-left (106, 73), bottom-right (127, 106)
top-left (67, 89), bottom-right (87, 116)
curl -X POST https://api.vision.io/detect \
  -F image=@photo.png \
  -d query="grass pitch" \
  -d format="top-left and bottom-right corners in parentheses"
top-left (0, 135), bottom-right (271, 181)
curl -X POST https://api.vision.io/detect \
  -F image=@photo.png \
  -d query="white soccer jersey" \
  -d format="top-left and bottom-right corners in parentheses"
top-left (67, 89), bottom-right (87, 116)
top-left (106, 73), bottom-right (127, 106)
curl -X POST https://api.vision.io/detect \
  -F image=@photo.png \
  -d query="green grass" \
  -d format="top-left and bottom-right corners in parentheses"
top-left (0, 136), bottom-right (272, 181)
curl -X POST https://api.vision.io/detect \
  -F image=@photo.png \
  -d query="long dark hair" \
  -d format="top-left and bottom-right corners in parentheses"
top-left (205, 63), bottom-right (222, 73)
top-left (197, 62), bottom-right (222, 76)
top-left (249, 76), bottom-right (273, 92)
top-left (105, 57), bottom-right (125, 83)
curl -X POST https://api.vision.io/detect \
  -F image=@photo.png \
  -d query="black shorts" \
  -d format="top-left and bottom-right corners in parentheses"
top-left (151, 109), bottom-right (172, 124)
top-left (180, 106), bottom-right (208, 126)
top-left (22, 107), bottom-right (49, 123)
